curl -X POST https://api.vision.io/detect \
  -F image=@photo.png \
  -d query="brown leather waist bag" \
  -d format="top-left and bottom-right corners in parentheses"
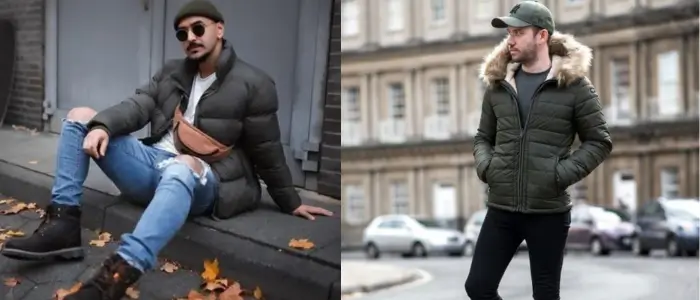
top-left (172, 104), bottom-right (233, 163)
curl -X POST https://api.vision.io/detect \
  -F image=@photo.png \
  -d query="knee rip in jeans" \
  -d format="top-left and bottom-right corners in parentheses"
top-left (62, 118), bottom-right (89, 126)
top-left (156, 155), bottom-right (210, 186)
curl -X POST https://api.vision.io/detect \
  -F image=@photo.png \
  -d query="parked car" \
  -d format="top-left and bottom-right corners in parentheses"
top-left (462, 209), bottom-right (527, 257)
top-left (631, 198), bottom-right (700, 257)
top-left (566, 204), bottom-right (635, 255)
top-left (362, 214), bottom-right (466, 259)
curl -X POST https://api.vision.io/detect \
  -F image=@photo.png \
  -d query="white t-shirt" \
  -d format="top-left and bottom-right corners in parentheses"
top-left (154, 72), bottom-right (217, 154)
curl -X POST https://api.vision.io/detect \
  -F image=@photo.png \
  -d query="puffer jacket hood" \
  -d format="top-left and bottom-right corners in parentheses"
top-left (480, 31), bottom-right (593, 88)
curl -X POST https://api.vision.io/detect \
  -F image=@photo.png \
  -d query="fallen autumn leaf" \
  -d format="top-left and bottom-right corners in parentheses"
top-left (253, 286), bottom-right (263, 299)
top-left (218, 281), bottom-right (243, 300)
top-left (288, 238), bottom-right (315, 250)
top-left (89, 232), bottom-right (112, 248)
top-left (160, 261), bottom-right (179, 273)
top-left (182, 290), bottom-right (215, 300)
top-left (201, 258), bottom-right (219, 283)
top-left (3, 277), bottom-right (19, 287)
top-left (125, 286), bottom-right (139, 299)
top-left (2, 202), bottom-right (28, 215)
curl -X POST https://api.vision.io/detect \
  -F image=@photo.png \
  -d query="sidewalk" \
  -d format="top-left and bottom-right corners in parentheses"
top-left (341, 261), bottom-right (423, 296)
top-left (0, 126), bottom-right (341, 300)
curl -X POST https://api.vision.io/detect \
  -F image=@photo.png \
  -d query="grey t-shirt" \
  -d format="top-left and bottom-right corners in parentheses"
top-left (514, 67), bottom-right (550, 128)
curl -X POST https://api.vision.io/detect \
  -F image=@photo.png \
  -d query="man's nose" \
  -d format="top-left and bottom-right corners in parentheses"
top-left (188, 31), bottom-right (198, 42)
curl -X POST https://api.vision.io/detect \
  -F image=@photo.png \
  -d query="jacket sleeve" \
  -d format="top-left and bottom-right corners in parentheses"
top-left (241, 77), bottom-right (302, 213)
top-left (556, 79), bottom-right (613, 187)
top-left (473, 91), bottom-right (496, 183)
top-left (86, 68), bottom-right (163, 136)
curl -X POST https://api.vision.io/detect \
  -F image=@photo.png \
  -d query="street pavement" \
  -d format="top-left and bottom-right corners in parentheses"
top-left (341, 250), bottom-right (699, 300)
top-left (0, 196), bottom-right (264, 299)
top-left (341, 261), bottom-right (424, 295)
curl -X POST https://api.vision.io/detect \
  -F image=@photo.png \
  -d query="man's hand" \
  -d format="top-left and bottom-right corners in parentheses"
top-left (83, 128), bottom-right (110, 159)
top-left (292, 204), bottom-right (333, 221)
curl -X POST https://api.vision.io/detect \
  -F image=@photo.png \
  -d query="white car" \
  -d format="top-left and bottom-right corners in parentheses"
top-left (463, 209), bottom-right (527, 256)
top-left (362, 214), bottom-right (467, 259)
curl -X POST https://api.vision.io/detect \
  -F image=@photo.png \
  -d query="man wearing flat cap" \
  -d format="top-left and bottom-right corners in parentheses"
top-left (0, 1), bottom-right (332, 298)
top-left (465, 1), bottom-right (611, 299)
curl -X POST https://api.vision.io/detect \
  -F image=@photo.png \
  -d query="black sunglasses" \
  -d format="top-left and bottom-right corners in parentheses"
top-left (175, 22), bottom-right (211, 42)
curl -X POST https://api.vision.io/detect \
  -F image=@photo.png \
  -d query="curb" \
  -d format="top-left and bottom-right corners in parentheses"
top-left (341, 271), bottom-right (422, 295)
top-left (0, 158), bottom-right (340, 300)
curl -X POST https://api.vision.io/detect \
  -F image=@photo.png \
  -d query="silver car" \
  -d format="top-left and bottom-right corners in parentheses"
top-left (463, 209), bottom-right (527, 256)
top-left (362, 214), bottom-right (467, 259)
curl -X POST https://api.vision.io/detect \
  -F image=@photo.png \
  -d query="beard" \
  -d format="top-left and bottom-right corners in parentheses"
top-left (186, 44), bottom-right (212, 62)
top-left (510, 44), bottom-right (537, 64)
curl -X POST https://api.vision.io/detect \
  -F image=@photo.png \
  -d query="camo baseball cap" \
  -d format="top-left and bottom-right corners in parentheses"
top-left (491, 1), bottom-right (555, 34)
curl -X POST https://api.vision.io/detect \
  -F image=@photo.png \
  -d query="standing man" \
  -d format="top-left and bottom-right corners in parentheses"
top-left (466, 1), bottom-right (612, 299)
top-left (1, 1), bottom-right (332, 299)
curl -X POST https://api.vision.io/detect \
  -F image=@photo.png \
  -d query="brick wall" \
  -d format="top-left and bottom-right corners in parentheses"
top-left (316, 0), bottom-right (341, 199)
top-left (0, 0), bottom-right (44, 130)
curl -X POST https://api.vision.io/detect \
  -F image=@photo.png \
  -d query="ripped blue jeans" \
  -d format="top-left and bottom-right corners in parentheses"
top-left (51, 120), bottom-right (218, 272)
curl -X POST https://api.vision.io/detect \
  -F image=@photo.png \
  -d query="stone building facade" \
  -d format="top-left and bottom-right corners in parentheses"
top-left (340, 0), bottom-right (699, 245)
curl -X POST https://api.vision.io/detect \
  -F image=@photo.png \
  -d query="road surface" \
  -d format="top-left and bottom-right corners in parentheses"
top-left (342, 251), bottom-right (699, 300)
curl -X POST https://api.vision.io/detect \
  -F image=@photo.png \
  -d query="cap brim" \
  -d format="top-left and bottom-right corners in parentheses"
top-left (491, 16), bottom-right (531, 28)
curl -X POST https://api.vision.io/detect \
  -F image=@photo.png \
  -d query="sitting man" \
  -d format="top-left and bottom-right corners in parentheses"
top-left (0, 1), bottom-right (332, 299)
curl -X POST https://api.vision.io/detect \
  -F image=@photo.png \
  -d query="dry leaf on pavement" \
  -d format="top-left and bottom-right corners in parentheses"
top-left (26, 202), bottom-right (37, 209)
top-left (201, 258), bottom-right (219, 283)
top-left (0, 199), bottom-right (14, 205)
top-left (125, 286), bottom-right (139, 299)
top-left (160, 261), bottom-right (179, 273)
top-left (288, 238), bottom-right (315, 250)
top-left (201, 278), bottom-right (230, 292)
top-left (2, 202), bottom-right (28, 215)
top-left (218, 281), bottom-right (243, 300)
top-left (89, 232), bottom-right (112, 247)
top-left (54, 282), bottom-right (82, 300)
top-left (181, 290), bottom-right (216, 300)
top-left (3, 277), bottom-right (19, 287)
top-left (253, 286), bottom-right (263, 299)
top-left (6, 230), bottom-right (24, 237)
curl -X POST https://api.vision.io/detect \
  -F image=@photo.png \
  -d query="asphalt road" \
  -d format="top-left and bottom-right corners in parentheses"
top-left (342, 251), bottom-right (699, 300)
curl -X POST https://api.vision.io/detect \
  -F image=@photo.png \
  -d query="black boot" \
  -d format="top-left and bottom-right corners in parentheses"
top-left (1, 203), bottom-right (84, 260)
top-left (65, 253), bottom-right (142, 300)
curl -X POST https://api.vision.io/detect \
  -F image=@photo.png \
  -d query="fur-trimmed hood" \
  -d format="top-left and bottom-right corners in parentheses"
top-left (479, 32), bottom-right (592, 89)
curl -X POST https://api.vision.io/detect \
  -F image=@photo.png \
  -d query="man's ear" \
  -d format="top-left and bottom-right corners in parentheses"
top-left (217, 23), bottom-right (224, 39)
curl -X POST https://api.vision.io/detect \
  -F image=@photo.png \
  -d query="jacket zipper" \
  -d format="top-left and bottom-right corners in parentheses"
top-left (516, 79), bottom-right (555, 212)
top-left (499, 82), bottom-right (522, 212)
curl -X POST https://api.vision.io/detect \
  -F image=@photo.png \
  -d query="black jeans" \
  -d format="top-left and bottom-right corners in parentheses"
top-left (464, 207), bottom-right (571, 300)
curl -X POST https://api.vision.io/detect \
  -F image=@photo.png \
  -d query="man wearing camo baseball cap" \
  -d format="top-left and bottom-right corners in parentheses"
top-left (465, 1), bottom-right (612, 300)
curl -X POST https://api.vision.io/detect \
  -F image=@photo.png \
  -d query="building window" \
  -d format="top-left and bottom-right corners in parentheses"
top-left (660, 167), bottom-right (680, 199)
top-left (431, 78), bottom-right (450, 116)
top-left (341, 0), bottom-right (359, 37)
top-left (344, 184), bottom-right (366, 223)
top-left (386, 0), bottom-right (404, 32)
top-left (390, 180), bottom-right (410, 214)
top-left (343, 87), bottom-right (361, 123)
top-left (656, 50), bottom-right (680, 116)
top-left (388, 83), bottom-right (405, 120)
top-left (609, 57), bottom-right (631, 121)
top-left (430, 0), bottom-right (446, 23)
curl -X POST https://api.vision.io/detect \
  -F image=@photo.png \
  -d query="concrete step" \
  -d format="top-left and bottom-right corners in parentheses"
top-left (0, 127), bottom-right (341, 300)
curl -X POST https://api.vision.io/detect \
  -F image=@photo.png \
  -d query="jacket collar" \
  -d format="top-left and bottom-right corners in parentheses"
top-left (171, 39), bottom-right (237, 93)
top-left (479, 32), bottom-right (592, 89)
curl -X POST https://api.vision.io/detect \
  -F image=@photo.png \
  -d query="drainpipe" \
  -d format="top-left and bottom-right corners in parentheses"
top-left (42, 0), bottom-right (57, 121)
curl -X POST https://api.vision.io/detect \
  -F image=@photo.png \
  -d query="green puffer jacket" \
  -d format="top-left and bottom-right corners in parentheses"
top-left (474, 32), bottom-right (613, 214)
